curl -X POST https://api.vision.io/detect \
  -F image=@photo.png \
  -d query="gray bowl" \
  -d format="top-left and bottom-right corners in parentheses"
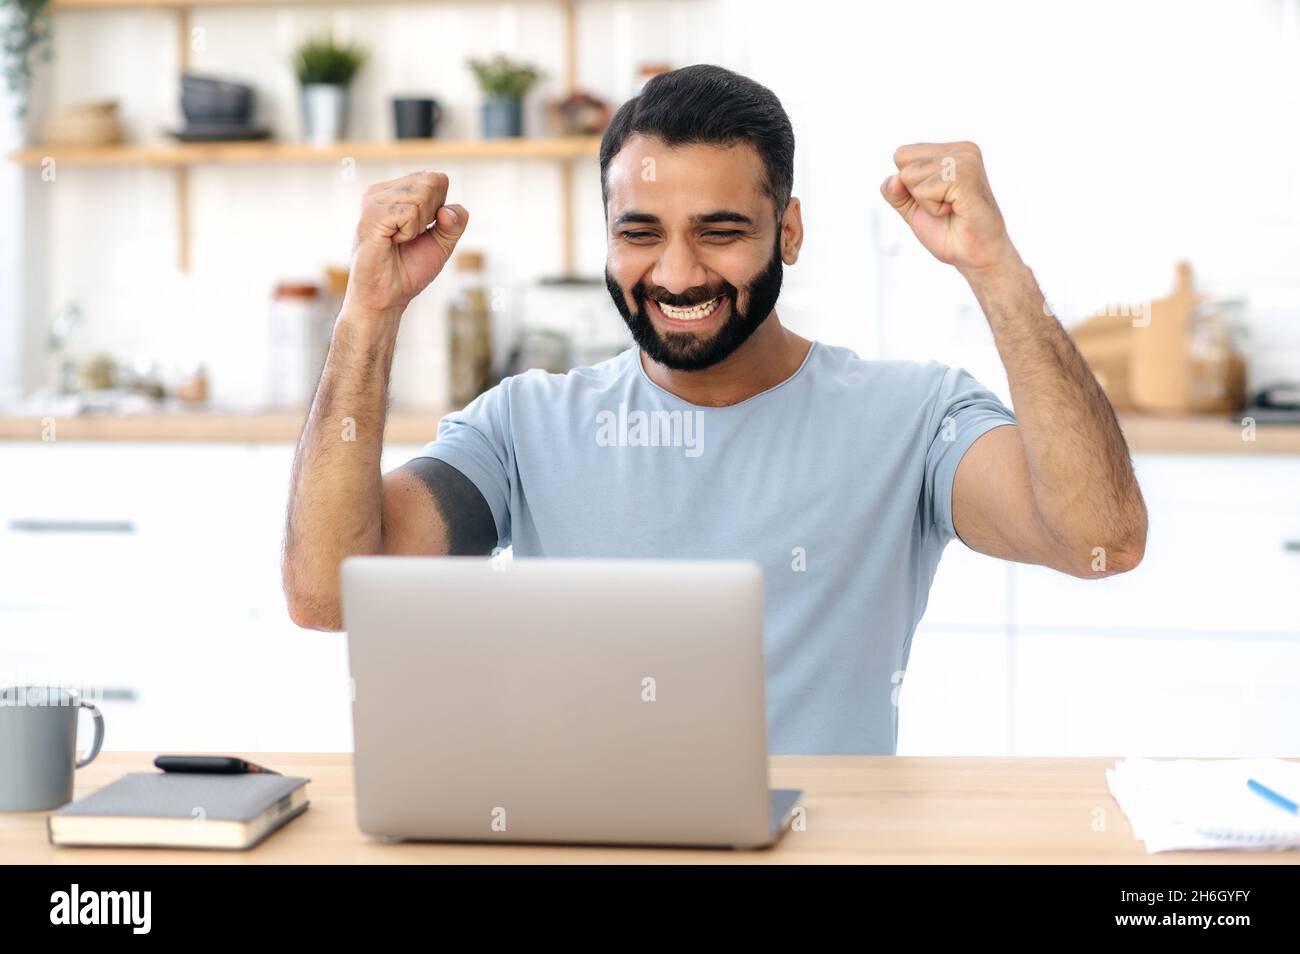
top-left (181, 74), bottom-right (254, 125)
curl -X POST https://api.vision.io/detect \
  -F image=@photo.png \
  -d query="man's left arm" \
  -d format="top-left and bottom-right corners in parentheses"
top-left (883, 141), bottom-right (1148, 578)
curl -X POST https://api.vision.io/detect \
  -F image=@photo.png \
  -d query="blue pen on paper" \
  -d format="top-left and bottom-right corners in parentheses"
top-left (1247, 778), bottom-right (1298, 815)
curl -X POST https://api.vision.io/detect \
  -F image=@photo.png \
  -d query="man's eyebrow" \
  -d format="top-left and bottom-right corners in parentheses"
top-left (693, 210), bottom-right (756, 227)
top-left (612, 210), bottom-right (757, 229)
top-left (612, 212), bottom-right (660, 227)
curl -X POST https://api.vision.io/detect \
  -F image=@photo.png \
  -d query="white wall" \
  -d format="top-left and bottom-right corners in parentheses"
top-left (738, 0), bottom-right (1300, 397)
top-left (9, 0), bottom-right (1300, 407)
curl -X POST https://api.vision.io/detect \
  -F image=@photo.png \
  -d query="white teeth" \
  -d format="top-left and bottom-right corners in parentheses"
top-left (656, 296), bottom-right (719, 321)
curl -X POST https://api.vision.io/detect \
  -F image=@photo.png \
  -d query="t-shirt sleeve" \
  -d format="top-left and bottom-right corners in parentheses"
top-left (922, 364), bottom-right (1018, 547)
top-left (411, 380), bottom-right (513, 547)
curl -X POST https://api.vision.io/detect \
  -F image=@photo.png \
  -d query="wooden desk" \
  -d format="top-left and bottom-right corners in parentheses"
top-left (5, 753), bottom-right (1297, 864)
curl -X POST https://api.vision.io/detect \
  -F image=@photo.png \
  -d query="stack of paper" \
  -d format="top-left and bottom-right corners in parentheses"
top-left (1106, 757), bottom-right (1300, 853)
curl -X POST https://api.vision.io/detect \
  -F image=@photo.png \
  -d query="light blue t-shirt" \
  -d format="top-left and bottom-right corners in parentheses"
top-left (415, 342), bottom-right (1017, 754)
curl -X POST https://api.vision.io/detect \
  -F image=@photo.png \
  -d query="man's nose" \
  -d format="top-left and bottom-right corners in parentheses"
top-left (650, 238), bottom-right (708, 295)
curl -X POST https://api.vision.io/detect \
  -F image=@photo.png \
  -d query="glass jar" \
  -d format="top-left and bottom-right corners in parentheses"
top-left (447, 251), bottom-right (493, 407)
top-left (267, 281), bottom-right (323, 408)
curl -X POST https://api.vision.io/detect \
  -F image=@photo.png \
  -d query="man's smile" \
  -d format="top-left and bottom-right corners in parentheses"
top-left (647, 294), bottom-right (730, 331)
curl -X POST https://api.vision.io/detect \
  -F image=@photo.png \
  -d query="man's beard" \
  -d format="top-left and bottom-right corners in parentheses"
top-left (604, 235), bottom-right (784, 372)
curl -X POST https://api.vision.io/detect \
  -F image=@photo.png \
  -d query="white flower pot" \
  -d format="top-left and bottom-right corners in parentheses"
top-left (300, 84), bottom-right (349, 145)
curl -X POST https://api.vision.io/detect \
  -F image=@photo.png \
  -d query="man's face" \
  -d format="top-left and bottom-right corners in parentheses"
top-left (604, 134), bottom-right (787, 371)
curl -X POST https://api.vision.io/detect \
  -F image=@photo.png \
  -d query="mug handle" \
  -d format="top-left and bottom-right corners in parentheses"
top-left (75, 699), bottom-right (105, 768)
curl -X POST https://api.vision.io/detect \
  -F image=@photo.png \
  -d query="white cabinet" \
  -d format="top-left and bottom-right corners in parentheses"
top-left (234, 619), bottom-right (355, 752)
top-left (1009, 630), bottom-right (1300, 756)
top-left (3, 442), bottom-right (1298, 757)
top-left (906, 452), bottom-right (1300, 756)
top-left (0, 440), bottom-right (434, 752)
top-left (0, 441), bottom-right (436, 752)
top-left (1013, 455), bottom-right (1300, 635)
top-left (920, 541), bottom-right (1010, 629)
top-left (0, 443), bottom-right (260, 611)
top-left (3, 605), bottom-right (258, 751)
top-left (897, 625), bottom-right (1011, 755)
top-left (0, 443), bottom-right (266, 750)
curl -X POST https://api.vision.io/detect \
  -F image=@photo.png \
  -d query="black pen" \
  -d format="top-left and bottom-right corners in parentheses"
top-left (154, 755), bottom-right (281, 776)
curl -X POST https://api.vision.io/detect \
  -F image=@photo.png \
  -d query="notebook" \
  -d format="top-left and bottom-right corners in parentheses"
top-left (48, 771), bottom-right (310, 850)
top-left (1105, 757), bottom-right (1300, 853)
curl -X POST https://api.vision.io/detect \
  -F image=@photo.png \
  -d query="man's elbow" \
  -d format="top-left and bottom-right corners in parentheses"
top-left (285, 592), bottom-right (344, 632)
top-left (281, 563), bottom-right (344, 631)
top-left (1060, 515), bottom-right (1147, 579)
top-left (1096, 533), bottom-right (1145, 576)
top-left (1109, 500), bottom-right (1150, 575)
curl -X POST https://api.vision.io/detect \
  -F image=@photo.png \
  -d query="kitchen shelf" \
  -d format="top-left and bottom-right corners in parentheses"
top-left (2, 412), bottom-right (1299, 452)
top-left (20, 0), bottom-right (589, 273)
top-left (50, 0), bottom-right (549, 7)
top-left (8, 136), bottom-right (601, 166)
top-left (11, 136), bottom-right (595, 271)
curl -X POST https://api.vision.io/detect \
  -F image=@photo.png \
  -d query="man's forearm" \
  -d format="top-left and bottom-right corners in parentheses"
top-left (964, 260), bottom-right (1147, 570)
top-left (282, 307), bottom-right (400, 628)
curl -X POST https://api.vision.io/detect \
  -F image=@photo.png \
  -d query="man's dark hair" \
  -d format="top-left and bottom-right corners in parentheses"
top-left (599, 64), bottom-right (795, 220)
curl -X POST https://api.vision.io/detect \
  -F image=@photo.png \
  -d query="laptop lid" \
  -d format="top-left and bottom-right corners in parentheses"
top-left (341, 556), bottom-right (774, 847)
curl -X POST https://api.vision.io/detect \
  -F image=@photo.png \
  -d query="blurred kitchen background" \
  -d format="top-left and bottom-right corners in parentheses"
top-left (2, 0), bottom-right (1298, 755)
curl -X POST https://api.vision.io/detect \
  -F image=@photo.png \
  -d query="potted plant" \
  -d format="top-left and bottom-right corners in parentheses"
top-left (467, 55), bottom-right (540, 139)
top-left (1, 0), bottom-right (53, 121)
top-left (292, 31), bottom-right (367, 146)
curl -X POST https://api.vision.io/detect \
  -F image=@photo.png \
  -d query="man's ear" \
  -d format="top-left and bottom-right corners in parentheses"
top-left (780, 197), bottom-right (804, 265)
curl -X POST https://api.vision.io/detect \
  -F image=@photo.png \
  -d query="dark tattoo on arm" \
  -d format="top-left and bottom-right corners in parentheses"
top-left (398, 458), bottom-right (498, 555)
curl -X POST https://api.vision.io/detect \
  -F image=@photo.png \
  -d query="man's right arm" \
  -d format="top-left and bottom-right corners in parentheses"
top-left (281, 170), bottom-right (493, 631)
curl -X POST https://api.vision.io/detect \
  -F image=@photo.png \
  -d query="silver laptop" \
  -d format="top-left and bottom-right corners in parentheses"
top-left (340, 556), bottom-right (802, 850)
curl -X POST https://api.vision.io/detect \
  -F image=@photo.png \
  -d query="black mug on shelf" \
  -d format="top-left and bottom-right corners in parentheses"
top-left (392, 97), bottom-right (442, 139)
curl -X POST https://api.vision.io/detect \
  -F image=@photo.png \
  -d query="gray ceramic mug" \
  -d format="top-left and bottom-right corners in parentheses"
top-left (0, 685), bottom-right (105, 811)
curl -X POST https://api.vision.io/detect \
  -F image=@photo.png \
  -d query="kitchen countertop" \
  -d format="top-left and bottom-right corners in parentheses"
top-left (0, 410), bottom-right (1297, 453)
top-left (0, 410), bottom-right (444, 444)
top-left (1113, 413), bottom-right (1300, 454)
